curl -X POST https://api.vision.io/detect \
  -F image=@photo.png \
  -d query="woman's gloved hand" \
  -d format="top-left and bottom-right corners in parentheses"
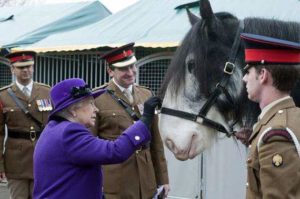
top-left (140, 96), bottom-right (162, 128)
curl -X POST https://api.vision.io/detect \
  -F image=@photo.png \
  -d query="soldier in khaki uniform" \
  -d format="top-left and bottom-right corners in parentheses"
top-left (0, 51), bottom-right (51, 199)
top-left (91, 43), bottom-right (170, 199)
top-left (241, 33), bottom-right (300, 199)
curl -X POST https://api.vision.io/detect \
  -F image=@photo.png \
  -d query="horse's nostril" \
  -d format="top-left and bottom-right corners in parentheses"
top-left (165, 139), bottom-right (174, 149)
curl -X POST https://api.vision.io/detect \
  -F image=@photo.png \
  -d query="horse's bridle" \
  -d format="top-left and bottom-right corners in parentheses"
top-left (160, 21), bottom-right (244, 137)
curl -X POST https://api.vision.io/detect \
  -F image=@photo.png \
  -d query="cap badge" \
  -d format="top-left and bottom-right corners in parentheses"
top-left (272, 154), bottom-right (283, 167)
top-left (123, 50), bottom-right (127, 57)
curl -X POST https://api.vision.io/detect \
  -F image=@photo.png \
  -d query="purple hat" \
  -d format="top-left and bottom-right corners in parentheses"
top-left (49, 78), bottom-right (105, 118)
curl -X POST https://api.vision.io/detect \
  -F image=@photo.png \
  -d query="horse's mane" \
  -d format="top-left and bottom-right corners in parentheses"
top-left (160, 11), bottom-right (300, 127)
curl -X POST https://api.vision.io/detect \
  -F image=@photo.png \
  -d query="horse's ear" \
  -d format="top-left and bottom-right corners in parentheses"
top-left (186, 8), bottom-right (200, 25)
top-left (199, 0), bottom-right (218, 38)
top-left (200, 0), bottom-right (215, 20)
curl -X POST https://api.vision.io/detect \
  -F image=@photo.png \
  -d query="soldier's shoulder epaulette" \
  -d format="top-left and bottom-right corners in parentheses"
top-left (135, 84), bottom-right (151, 90)
top-left (135, 85), bottom-right (154, 95)
top-left (35, 82), bottom-right (51, 88)
top-left (93, 83), bottom-right (109, 91)
top-left (135, 85), bottom-right (155, 96)
top-left (0, 84), bottom-right (13, 92)
top-left (258, 127), bottom-right (300, 158)
top-left (262, 128), bottom-right (292, 143)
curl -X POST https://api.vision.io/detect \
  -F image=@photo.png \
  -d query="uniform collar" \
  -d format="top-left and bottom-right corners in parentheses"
top-left (16, 80), bottom-right (33, 93)
top-left (112, 78), bottom-right (133, 93)
top-left (250, 96), bottom-right (295, 142)
top-left (259, 96), bottom-right (290, 120)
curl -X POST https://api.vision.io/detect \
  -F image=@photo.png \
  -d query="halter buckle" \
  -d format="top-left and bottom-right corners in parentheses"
top-left (224, 62), bottom-right (235, 75)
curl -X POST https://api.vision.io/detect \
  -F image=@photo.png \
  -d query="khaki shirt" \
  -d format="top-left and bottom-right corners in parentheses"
top-left (91, 80), bottom-right (169, 199)
top-left (246, 97), bottom-right (300, 199)
top-left (0, 82), bottom-right (51, 179)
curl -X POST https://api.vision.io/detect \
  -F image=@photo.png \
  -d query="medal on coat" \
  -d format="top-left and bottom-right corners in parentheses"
top-left (36, 99), bottom-right (53, 111)
top-left (272, 154), bottom-right (283, 167)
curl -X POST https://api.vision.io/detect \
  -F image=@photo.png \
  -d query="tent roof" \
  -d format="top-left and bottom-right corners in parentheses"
top-left (14, 0), bottom-right (300, 52)
top-left (0, 1), bottom-right (110, 48)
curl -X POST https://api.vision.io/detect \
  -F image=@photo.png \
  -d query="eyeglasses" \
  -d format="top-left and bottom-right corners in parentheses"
top-left (71, 85), bottom-right (92, 98)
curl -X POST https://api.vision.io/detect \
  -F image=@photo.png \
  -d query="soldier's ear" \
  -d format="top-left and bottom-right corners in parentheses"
top-left (10, 66), bottom-right (15, 74)
top-left (107, 66), bottom-right (114, 77)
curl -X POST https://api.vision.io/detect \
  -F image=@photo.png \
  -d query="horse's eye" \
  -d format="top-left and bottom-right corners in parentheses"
top-left (187, 61), bottom-right (195, 73)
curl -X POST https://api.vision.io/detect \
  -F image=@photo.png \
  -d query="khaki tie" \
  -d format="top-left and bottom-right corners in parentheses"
top-left (22, 86), bottom-right (30, 97)
top-left (123, 88), bottom-right (133, 104)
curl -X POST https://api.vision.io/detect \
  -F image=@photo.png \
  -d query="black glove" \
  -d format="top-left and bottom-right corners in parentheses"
top-left (140, 96), bottom-right (162, 128)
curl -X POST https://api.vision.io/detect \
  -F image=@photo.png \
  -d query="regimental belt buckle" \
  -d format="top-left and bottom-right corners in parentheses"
top-left (29, 131), bottom-right (36, 142)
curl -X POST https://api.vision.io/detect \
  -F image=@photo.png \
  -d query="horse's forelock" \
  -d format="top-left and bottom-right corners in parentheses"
top-left (160, 11), bottom-right (239, 98)
top-left (160, 22), bottom-right (201, 97)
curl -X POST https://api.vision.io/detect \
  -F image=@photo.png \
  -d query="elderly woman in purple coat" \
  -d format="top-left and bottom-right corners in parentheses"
top-left (33, 78), bottom-right (160, 199)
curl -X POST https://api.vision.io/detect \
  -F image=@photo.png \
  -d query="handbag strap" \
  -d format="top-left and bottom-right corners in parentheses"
top-left (7, 88), bottom-right (44, 129)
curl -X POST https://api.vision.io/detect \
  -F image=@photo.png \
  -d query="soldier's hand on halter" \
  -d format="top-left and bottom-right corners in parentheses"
top-left (234, 127), bottom-right (252, 146)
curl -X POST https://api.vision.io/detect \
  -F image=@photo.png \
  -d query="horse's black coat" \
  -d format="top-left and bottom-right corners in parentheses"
top-left (160, 0), bottom-right (300, 128)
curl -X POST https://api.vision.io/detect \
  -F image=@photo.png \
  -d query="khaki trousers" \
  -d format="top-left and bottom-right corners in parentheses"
top-left (7, 179), bottom-right (33, 199)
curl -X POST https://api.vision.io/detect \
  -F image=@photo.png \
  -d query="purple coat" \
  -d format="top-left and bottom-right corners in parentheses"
top-left (33, 118), bottom-right (150, 199)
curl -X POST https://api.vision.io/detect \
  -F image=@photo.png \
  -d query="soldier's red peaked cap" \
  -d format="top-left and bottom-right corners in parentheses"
top-left (241, 33), bottom-right (300, 67)
top-left (5, 50), bottom-right (36, 67)
top-left (99, 43), bottom-right (136, 68)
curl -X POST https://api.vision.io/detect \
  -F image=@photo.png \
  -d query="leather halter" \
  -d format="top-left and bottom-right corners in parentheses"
top-left (161, 21), bottom-right (244, 137)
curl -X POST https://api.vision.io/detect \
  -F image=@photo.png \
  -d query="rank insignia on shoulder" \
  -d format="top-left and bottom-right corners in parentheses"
top-left (272, 154), bottom-right (283, 167)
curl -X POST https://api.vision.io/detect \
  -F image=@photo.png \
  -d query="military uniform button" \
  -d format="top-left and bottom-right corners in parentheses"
top-left (248, 144), bottom-right (252, 148)
top-left (246, 182), bottom-right (249, 187)
top-left (134, 136), bottom-right (140, 141)
top-left (247, 158), bottom-right (251, 163)
top-left (278, 110), bottom-right (283, 114)
top-left (112, 113), bottom-right (116, 116)
top-left (28, 104), bottom-right (31, 107)
top-left (10, 109), bottom-right (14, 112)
top-left (30, 126), bottom-right (34, 130)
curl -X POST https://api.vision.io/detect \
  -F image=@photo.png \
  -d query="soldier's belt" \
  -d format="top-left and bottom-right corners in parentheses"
top-left (8, 130), bottom-right (41, 141)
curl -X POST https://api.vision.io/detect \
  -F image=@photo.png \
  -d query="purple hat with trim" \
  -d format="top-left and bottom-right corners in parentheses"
top-left (49, 78), bottom-right (105, 118)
